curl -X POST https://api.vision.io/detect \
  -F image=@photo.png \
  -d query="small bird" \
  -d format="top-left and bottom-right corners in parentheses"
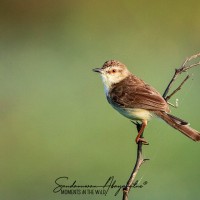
top-left (93, 60), bottom-right (200, 143)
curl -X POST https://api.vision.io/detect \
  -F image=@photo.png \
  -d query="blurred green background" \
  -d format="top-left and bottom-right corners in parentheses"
top-left (0, 0), bottom-right (200, 199)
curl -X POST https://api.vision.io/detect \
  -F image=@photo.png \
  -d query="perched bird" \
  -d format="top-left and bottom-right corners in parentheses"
top-left (93, 60), bottom-right (200, 143)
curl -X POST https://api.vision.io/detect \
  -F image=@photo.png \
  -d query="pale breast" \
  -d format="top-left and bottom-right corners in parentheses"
top-left (111, 104), bottom-right (153, 121)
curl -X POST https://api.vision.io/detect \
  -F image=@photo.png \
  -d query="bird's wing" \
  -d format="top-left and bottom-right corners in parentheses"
top-left (109, 75), bottom-right (169, 112)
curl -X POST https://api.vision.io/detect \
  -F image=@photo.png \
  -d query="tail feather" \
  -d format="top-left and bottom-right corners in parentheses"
top-left (154, 111), bottom-right (200, 142)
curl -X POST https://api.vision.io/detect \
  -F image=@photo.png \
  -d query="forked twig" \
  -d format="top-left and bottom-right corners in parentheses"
top-left (165, 75), bottom-right (190, 102)
top-left (163, 53), bottom-right (200, 101)
top-left (122, 52), bottom-right (200, 200)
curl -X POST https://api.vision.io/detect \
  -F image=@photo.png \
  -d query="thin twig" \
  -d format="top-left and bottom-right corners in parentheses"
top-left (163, 52), bottom-right (200, 101)
top-left (122, 122), bottom-right (149, 200)
top-left (167, 101), bottom-right (178, 108)
top-left (165, 75), bottom-right (190, 102)
top-left (122, 53), bottom-right (200, 200)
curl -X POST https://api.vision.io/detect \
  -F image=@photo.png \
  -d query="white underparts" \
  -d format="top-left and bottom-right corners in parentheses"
top-left (112, 105), bottom-right (153, 121)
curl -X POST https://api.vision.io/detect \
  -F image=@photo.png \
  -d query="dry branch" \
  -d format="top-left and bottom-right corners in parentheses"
top-left (122, 52), bottom-right (200, 200)
top-left (122, 122), bottom-right (149, 200)
top-left (163, 52), bottom-right (200, 101)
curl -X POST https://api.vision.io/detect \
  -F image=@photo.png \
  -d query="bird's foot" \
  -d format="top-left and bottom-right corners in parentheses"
top-left (135, 137), bottom-right (149, 145)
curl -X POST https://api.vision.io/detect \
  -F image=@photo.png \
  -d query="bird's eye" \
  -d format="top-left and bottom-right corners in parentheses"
top-left (112, 69), bottom-right (116, 73)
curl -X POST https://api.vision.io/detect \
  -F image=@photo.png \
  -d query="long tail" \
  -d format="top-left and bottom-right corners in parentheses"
top-left (154, 111), bottom-right (200, 142)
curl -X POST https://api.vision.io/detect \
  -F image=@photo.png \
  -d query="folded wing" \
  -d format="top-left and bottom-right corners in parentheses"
top-left (108, 75), bottom-right (169, 112)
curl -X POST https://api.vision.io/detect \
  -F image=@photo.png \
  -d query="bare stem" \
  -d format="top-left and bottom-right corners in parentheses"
top-left (165, 75), bottom-right (190, 102)
top-left (163, 52), bottom-right (200, 101)
top-left (122, 52), bottom-right (200, 200)
top-left (122, 122), bottom-right (149, 200)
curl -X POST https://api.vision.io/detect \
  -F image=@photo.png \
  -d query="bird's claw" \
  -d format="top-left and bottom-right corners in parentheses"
top-left (135, 137), bottom-right (149, 145)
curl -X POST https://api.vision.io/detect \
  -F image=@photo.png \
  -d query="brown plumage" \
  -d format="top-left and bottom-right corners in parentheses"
top-left (93, 60), bottom-right (200, 142)
top-left (108, 75), bottom-right (170, 112)
top-left (154, 111), bottom-right (200, 141)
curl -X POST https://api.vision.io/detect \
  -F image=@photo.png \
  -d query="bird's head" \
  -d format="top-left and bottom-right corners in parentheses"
top-left (93, 60), bottom-right (131, 90)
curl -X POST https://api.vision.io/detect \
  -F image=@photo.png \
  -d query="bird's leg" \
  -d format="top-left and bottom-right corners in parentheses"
top-left (135, 120), bottom-right (149, 145)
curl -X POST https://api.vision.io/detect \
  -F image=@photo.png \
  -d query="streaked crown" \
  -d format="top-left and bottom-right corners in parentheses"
top-left (93, 60), bottom-right (131, 92)
top-left (102, 60), bottom-right (126, 69)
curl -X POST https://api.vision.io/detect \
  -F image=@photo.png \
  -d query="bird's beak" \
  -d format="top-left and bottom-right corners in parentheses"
top-left (92, 68), bottom-right (102, 73)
